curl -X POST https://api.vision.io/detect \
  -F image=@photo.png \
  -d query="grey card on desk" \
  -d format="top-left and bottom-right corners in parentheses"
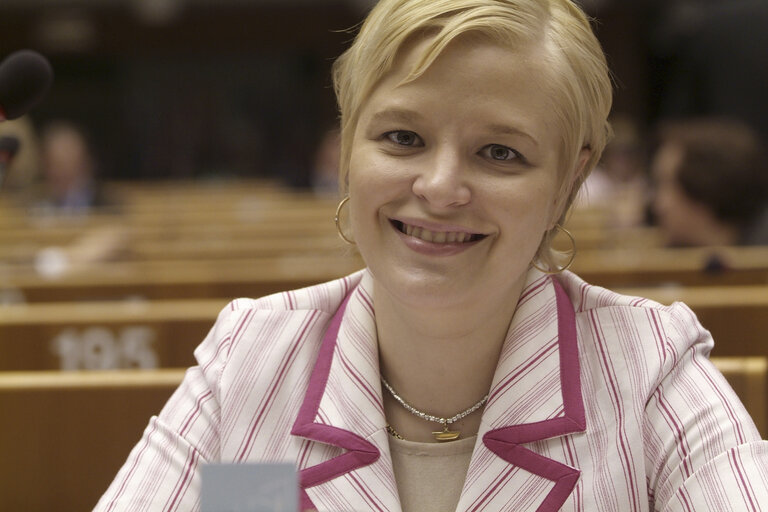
top-left (201, 463), bottom-right (299, 512)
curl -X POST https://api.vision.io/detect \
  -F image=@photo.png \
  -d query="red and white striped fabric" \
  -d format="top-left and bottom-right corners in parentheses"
top-left (94, 268), bottom-right (768, 512)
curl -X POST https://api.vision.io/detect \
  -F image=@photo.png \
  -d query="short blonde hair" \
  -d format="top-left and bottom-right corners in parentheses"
top-left (333, 0), bottom-right (613, 267)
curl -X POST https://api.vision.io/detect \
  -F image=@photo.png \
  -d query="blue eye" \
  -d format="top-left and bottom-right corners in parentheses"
top-left (482, 144), bottom-right (521, 161)
top-left (385, 131), bottom-right (422, 146)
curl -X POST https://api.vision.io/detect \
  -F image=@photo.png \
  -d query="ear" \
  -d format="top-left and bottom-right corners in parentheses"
top-left (549, 146), bottom-right (592, 230)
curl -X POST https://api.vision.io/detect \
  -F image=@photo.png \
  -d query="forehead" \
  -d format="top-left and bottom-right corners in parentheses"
top-left (358, 36), bottom-right (561, 141)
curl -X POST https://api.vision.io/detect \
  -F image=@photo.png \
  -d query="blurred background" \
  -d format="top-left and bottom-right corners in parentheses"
top-left (0, 0), bottom-right (369, 187)
top-left (1, 0), bottom-right (763, 186)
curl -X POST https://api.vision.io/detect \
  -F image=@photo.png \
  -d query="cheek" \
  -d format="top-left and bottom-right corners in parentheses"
top-left (346, 147), bottom-right (400, 232)
top-left (348, 145), bottom-right (412, 198)
top-left (487, 181), bottom-right (557, 236)
top-left (512, 177), bottom-right (560, 221)
top-left (347, 148), bottom-right (378, 203)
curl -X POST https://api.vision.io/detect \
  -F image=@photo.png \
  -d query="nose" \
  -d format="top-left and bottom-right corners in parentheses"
top-left (411, 148), bottom-right (471, 208)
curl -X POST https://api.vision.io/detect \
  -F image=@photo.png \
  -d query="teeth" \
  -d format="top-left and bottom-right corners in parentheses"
top-left (398, 222), bottom-right (478, 244)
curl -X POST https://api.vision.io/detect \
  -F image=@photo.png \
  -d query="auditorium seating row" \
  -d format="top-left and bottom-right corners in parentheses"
top-left (2, 285), bottom-right (767, 372)
top-left (1, 245), bottom-right (767, 305)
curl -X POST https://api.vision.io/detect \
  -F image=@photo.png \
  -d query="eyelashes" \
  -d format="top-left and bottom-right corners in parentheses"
top-left (381, 130), bottom-right (527, 164)
top-left (479, 144), bottom-right (524, 162)
top-left (384, 130), bottom-right (423, 147)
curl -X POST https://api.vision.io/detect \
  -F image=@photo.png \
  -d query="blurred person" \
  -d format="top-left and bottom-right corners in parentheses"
top-left (312, 127), bottom-right (341, 196)
top-left (651, 117), bottom-right (768, 247)
top-left (310, 126), bottom-right (341, 196)
top-left (96, 1), bottom-right (768, 511)
top-left (34, 120), bottom-right (116, 215)
top-left (577, 114), bottom-right (650, 227)
top-left (30, 121), bottom-right (127, 273)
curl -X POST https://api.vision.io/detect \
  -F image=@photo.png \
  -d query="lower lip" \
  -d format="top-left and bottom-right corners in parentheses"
top-left (392, 224), bottom-right (482, 256)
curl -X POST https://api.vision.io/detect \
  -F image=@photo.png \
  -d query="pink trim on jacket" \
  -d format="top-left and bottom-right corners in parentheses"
top-left (482, 278), bottom-right (585, 512)
top-left (291, 292), bottom-right (380, 510)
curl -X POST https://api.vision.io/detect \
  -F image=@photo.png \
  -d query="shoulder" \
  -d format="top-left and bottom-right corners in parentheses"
top-left (557, 270), bottom-right (705, 333)
top-left (219, 269), bottom-right (366, 318)
top-left (556, 271), bottom-right (712, 380)
top-left (193, 270), bottom-right (366, 372)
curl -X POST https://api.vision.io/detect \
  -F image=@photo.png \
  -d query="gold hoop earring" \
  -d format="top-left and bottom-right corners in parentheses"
top-left (334, 195), bottom-right (355, 245)
top-left (531, 224), bottom-right (576, 274)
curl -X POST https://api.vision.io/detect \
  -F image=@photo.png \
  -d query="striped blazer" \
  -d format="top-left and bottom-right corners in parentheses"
top-left (95, 268), bottom-right (768, 512)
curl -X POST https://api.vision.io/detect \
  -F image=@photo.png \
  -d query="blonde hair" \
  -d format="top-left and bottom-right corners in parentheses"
top-left (333, 0), bottom-right (613, 269)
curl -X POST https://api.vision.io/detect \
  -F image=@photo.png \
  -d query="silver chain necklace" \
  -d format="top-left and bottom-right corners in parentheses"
top-left (381, 376), bottom-right (489, 442)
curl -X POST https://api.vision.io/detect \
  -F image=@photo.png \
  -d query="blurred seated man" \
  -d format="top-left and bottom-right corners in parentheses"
top-left (34, 120), bottom-right (116, 215)
top-left (31, 121), bottom-right (127, 273)
top-left (310, 126), bottom-right (341, 197)
top-left (651, 118), bottom-right (768, 246)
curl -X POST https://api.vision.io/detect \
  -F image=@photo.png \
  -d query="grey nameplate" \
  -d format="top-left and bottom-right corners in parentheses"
top-left (201, 463), bottom-right (299, 512)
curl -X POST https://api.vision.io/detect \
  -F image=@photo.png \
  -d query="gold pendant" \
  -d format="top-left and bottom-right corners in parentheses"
top-left (432, 423), bottom-right (460, 442)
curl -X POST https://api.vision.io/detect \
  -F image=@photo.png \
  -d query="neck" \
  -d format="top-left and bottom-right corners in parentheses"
top-left (374, 277), bottom-right (524, 442)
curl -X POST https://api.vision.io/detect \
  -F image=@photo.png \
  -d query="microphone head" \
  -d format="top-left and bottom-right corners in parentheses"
top-left (0, 50), bottom-right (54, 121)
top-left (0, 135), bottom-right (21, 160)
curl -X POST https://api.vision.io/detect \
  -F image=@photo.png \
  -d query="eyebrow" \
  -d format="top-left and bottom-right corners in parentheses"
top-left (367, 108), bottom-right (424, 125)
top-left (484, 123), bottom-right (539, 148)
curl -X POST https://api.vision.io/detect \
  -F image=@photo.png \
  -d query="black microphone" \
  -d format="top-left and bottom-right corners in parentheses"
top-left (0, 135), bottom-right (21, 188)
top-left (0, 50), bottom-right (54, 122)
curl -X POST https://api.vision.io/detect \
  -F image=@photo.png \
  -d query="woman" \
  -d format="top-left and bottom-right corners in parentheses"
top-left (96, 1), bottom-right (768, 511)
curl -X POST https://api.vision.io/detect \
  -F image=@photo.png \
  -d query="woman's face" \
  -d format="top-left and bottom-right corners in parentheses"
top-left (348, 37), bottom-right (567, 310)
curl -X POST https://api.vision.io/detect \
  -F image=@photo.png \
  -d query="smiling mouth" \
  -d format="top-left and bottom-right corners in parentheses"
top-left (391, 220), bottom-right (486, 244)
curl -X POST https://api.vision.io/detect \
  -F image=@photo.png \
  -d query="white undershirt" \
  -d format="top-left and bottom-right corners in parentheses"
top-left (388, 434), bottom-right (477, 512)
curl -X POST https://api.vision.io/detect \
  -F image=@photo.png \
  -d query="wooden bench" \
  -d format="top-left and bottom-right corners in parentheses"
top-left (0, 299), bottom-right (226, 371)
top-left (0, 369), bottom-right (185, 512)
top-left (0, 253), bottom-right (365, 302)
top-left (2, 284), bottom-right (766, 371)
top-left (0, 181), bottom-right (339, 231)
top-left (616, 285), bottom-right (768, 359)
top-left (0, 227), bottom-right (348, 265)
top-left (573, 246), bottom-right (768, 287)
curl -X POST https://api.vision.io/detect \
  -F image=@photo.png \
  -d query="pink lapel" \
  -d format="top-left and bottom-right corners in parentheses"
top-left (482, 277), bottom-right (584, 510)
top-left (459, 273), bottom-right (585, 512)
top-left (290, 272), bottom-right (398, 511)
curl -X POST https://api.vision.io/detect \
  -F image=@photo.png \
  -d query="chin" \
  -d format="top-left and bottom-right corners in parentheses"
top-left (374, 267), bottom-right (475, 308)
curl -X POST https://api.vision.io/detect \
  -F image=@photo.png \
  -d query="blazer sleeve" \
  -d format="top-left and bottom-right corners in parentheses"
top-left (642, 302), bottom-right (768, 511)
top-left (93, 302), bottom-right (242, 512)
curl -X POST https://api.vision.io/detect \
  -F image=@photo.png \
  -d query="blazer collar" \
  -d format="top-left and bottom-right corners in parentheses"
top-left (290, 271), bottom-right (397, 510)
top-left (291, 270), bottom-right (585, 512)
top-left (461, 271), bottom-right (586, 511)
